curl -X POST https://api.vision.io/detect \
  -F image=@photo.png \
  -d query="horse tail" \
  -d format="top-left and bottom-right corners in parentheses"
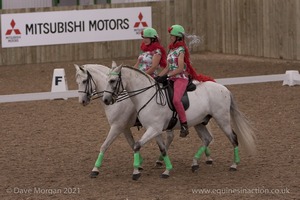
top-left (230, 92), bottom-right (257, 155)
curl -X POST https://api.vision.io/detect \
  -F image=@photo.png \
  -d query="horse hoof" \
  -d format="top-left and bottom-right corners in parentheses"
top-left (138, 166), bottom-right (144, 171)
top-left (155, 161), bottom-right (163, 168)
top-left (132, 173), bottom-right (141, 181)
top-left (192, 165), bottom-right (200, 172)
top-left (160, 174), bottom-right (169, 179)
top-left (229, 167), bottom-right (237, 171)
top-left (90, 171), bottom-right (99, 178)
top-left (206, 160), bottom-right (213, 165)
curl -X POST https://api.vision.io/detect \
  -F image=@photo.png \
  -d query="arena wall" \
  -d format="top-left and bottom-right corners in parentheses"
top-left (0, 0), bottom-right (299, 65)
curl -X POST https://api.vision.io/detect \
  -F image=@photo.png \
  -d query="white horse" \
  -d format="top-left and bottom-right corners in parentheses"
top-left (103, 64), bottom-right (256, 180)
top-left (75, 63), bottom-right (213, 178)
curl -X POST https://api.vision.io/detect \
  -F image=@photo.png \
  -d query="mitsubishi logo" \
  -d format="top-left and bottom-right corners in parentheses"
top-left (134, 12), bottom-right (148, 28)
top-left (5, 19), bottom-right (21, 35)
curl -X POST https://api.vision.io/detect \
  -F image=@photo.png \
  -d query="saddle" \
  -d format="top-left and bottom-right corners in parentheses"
top-left (162, 78), bottom-right (196, 130)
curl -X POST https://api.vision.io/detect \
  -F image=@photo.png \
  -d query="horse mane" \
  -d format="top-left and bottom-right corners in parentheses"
top-left (76, 64), bottom-right (109, 78)
top-left (84, 64), bottom-right (109, 72)
top-left (122, 65), bottom-right (153, 82)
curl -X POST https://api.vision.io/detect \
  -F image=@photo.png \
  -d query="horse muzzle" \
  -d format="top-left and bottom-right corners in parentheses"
top-left (79, 95), bottom-right (90, 106)
top-left (81, 98), bottom-right (90, 106)
top-left (103, 97), bottom-right (111, 105)
top-left (103, 94), bottom-right (117, 105)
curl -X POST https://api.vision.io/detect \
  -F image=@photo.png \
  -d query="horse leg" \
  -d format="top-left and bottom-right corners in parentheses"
top-left (192, 124), bottom-right (214, 172)
top-left (123, 127), bottom-right (135, 148)
top-left (132, 127), bottom-right (173, 180)
top-left (203, 123), bottom-right (214, 164)
top-left (91, 126), bottom-right (124, 178)
top-left (154, 134), bottom-right (173, 178)
top-left (122, 128), bottom-right (144, 170)
top-left (155, 130), bottom-right (174, 168)
top-left (227, 130), bottom-right (240, 171)
top-left (214, 117), bottom-right (240, 171)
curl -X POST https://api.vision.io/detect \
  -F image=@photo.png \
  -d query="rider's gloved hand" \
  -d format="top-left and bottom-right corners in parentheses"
top-left (154, 76), bottom-right (160, 82)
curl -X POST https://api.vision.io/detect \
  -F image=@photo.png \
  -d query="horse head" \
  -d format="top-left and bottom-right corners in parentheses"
top-left (103, 62), bottom-right (124, 105)
top-left (75, 64), bottom-right (96, 106)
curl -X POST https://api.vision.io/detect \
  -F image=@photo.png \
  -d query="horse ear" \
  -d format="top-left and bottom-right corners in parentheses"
top-left (74, 64), bottom-right (80, 71)
top-left (74, 64), bottom-right (85, 72)
top-left (112, 61), bottom-right (117, 68)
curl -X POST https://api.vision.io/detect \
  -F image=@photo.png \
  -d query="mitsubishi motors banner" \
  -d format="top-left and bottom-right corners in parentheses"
top-left (1, 7), bottom-right (151, 48)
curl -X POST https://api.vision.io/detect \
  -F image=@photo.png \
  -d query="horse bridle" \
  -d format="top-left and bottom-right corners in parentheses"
top-left (105, 71), bottom-right (125, 103)
top-left (78, 71), bottom-right (101, 100)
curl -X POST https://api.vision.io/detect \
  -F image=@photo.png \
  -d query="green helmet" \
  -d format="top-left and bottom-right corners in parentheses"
top-left (168, 24), bottom-right (185, 37)
top-left (141, 27), bottom-right (158, 38)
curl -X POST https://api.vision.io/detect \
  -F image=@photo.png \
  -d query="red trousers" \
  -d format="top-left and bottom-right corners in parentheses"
top-left (172, 78), bottom-right (189, 123)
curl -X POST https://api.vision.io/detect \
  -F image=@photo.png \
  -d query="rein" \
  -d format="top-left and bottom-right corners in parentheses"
top-left (107, 69), bottom-right (167, 116)
top-left (136, 83), bottom-right (167, 116)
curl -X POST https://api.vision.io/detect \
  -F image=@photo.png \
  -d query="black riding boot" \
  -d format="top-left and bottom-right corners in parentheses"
top-left (180, 122), bottom-right (189, 137)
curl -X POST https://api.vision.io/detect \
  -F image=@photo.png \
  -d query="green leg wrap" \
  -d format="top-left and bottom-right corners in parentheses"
top-left (163, 155), bottom-right (173, 170)
top-left (234, 147), bottom-right (240, 164)
top-left (95, 152), bottom-right (104, 168)
top-left (133, 152), bottom-right (141, 169)
top-left (205, 147), bottom-right (211, 157)
top-left (194, 146), bottom-right (206, 159)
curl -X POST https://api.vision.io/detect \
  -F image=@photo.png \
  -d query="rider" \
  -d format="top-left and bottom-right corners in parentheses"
top-left (156, 24), bottom-right (215, 137)
top-left (134, 27), bottom-right (167, 77)
top-left (133, 27), bottom-right (167, 127)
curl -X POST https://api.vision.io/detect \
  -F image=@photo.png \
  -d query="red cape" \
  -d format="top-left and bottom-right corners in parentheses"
top-left (169, 41), bottom-right (215, 82)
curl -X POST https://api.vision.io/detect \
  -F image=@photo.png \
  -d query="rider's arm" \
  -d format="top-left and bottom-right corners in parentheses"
top-left (158, 64), bottom-right (169, 76)
top-left (146, 54), bottom-right (161, 75)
